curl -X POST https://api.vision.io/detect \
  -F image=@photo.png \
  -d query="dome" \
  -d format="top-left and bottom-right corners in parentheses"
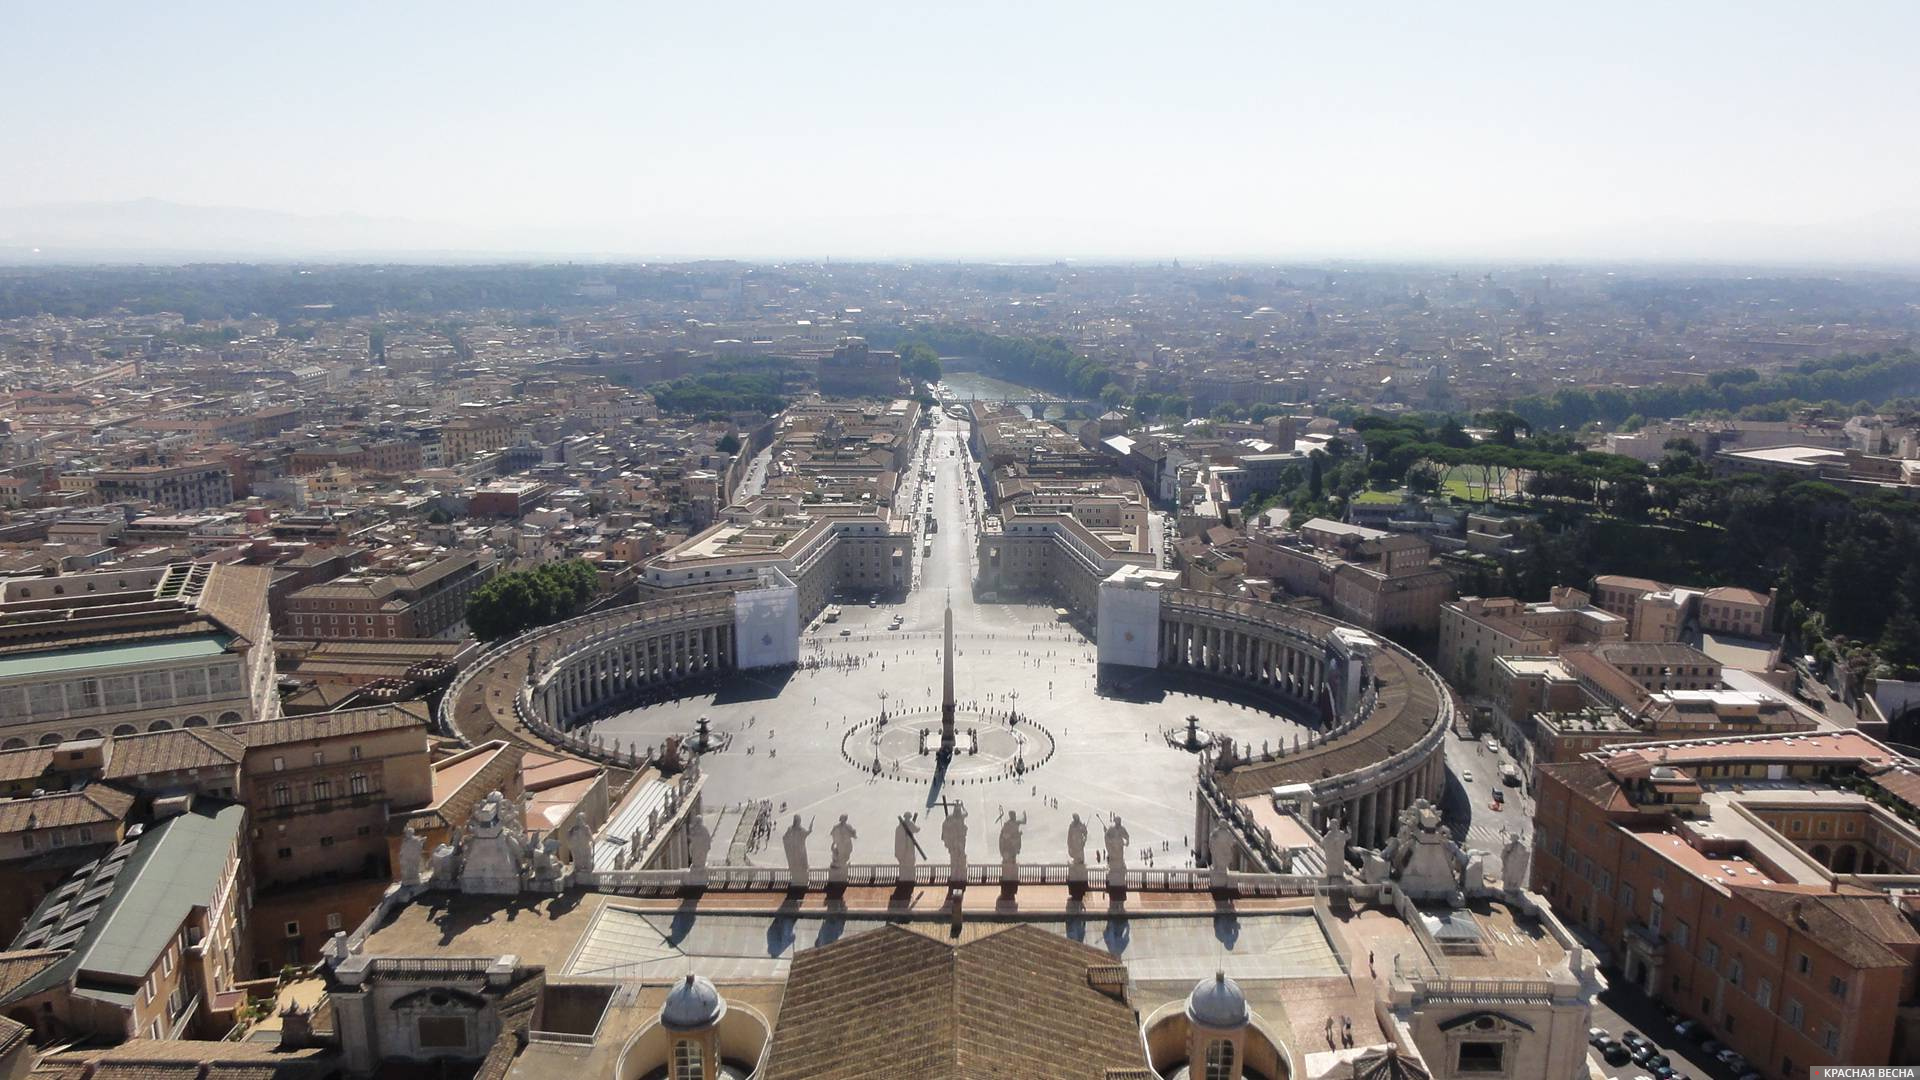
top-left (661, 973), bottom-right (726, 1031)
top-left (1185, 971), bottom-right (1248, 1030)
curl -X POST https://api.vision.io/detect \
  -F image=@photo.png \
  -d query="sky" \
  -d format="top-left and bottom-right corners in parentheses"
top-left (3, 1), bottom-right (1919, 262)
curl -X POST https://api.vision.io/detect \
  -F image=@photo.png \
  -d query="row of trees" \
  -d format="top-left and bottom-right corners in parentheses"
top-left (465, 560), bottom-right (601, 642)
top-left (860, 325), bottom-right (1119, 398)
top-left (651, 358), bottom-right (793, 417)
top-left (1510, 350), bottom-right (1920, 430)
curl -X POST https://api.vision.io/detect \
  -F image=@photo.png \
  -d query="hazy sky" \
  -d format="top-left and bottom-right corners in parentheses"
top-left (5, 1), bottom-right (1919, 261)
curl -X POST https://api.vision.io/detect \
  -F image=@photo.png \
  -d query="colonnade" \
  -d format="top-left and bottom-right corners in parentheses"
top-left (1316, 749), bottom-right (1448, 850)
top-left (1157, 611), bottom-right (1333, 705)
top-left (536, 620), bottom-right (735, 729)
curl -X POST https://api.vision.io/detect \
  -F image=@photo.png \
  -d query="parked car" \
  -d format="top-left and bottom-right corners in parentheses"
top-left (1622, 1030), bottom-right (1648, 1048)
top-left (1601, 1042), bottom-right (1631, 1066)
top-left (1588, 1028), bottom-right (1610, 1047)
top-left (1673, 1020), bottom-right (1699, 1040)
top-left (1462, 770), bottom-right (1474, 783)
top-left (1700, 1040), bottom-right (1723, 1057)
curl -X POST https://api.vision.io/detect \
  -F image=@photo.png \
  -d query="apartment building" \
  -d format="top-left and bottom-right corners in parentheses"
top-left (284, 551), bottom-right (495, 641)
top-left (1437, 587), bottom-right (1626, 696)
top-left (1243, 517), bottom-right (1453, 634)
top-left (1, 800), bottom-right (250, 1044)
top-left (1534, 733), bottom-right (1920, 1078)
top-left (91, 463), bottom-right (233, 513)
top-left (1592, 575), bottom-right (1778, 643)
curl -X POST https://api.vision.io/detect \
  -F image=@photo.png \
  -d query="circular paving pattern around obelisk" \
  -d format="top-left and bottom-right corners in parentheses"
top-left (838, 705), bottom-right (1056, 783)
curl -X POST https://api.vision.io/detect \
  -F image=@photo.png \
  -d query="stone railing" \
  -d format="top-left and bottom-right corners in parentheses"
top-left (579, 862), bottom-right (1327, 895)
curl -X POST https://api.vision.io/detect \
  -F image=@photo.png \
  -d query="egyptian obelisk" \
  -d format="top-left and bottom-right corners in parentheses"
top-left (939, 596), bottom-right (957, 755)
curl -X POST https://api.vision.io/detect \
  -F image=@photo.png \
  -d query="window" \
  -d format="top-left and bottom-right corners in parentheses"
top-left (350, 745), bottom-right (363, 761)
top-left (1735, 914), bottom-right (1750, 936)
top-left (313, 751), bottom-right (325, 766)
top-left (311, 779), bottom-right (332, 801)
top-left (1830, 975), bottom-right (1848, 1000)
top-left (1797, 953), bottom-right (1812, 975)
top-left (272, 783), bottom-right (290, 807)
top-left (1764, 931), bottom-right (1778, 955)
top-left (349, 773), bottom-right (369, 795)
top-left (1756, 978), bottom-right (1772, 1008)
top-left (1705, 941), bottom-right (1719, 966)
top-left (1823, 1025), bottom-right (1840, 1052)
top-left (284, 921), bottom-right (300, 938)
top-left (1786, 998), bottom-right (1804, 1028)
top-left (1204, 1039), bottom-right (1237, 1080)
top-left (671, 1039), bottom-right (704, 1080)
top-left (320, 836), bottom-right (335, 848)
top-left (272, 756), bottom-right (285, 772)
top-left (1456, 1041), bottom-right (1505, 1073)
top-left (1673, 921), bottom-right (1690, 947)
top-left (1728, 958), bottom-right (1743, 989)
top-left (277, 847), bottom-right (292, 859)
top-left (326, 912), bottom-right (343, 931)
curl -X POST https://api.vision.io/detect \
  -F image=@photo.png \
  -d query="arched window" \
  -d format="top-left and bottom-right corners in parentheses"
top-left (349, 773), bottom-right (369, 796)
top-left (147, 720), bottom-right (172, 733)
top-left (218, 711), bottom-right (242, 725)
top-left (2, 738), bottom-right (26, 751)
top-left (272, 783), bottom-right (291, 807)
top-left (74, 729), bottom-right (101, 741)
top-left (37, 733), bottom-right (62, 746)
top-left (1205, 1039), bottom-right (1236, 1080)
top-left (112, 724), bottom-right (137, 737)
top-left (183, 715), bottom-right (208, 728)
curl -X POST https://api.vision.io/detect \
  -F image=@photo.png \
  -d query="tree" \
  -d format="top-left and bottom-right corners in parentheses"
top-left (1436, 417), bottom-right (1473, 449)
top-left (1100, 382), bottom-right (1127, 409)
top-left (1308, 452), bottom-right (1325, 501)
top-left (465, 560), bottom-right (600, 641)
top-left (897, 341), bottom-right (942, 382)
top-left (717, 432), bottom-right (742, 454)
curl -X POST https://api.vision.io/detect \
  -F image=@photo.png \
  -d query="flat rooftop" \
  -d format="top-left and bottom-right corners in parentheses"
top-left (0, 632), bottom-right (231, 681)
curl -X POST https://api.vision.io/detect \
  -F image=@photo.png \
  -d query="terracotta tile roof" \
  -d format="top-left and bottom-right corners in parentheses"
top-left (0, 1015), bottom-right (26, 1061)
top-left (0, 949), bottom-right (68, 999)
top-left (0, 746), bottom-right (59, 785)
top-left (0, 786), bottom-right (135, 834)
top-left (1729, 887), bottom-right (1919, 970)
top-left (1539, 760), bottom-right (1638, 814)
top-left (225, 702), bottom-right (429, 749)
top-left (762, 923), bottom-right (1146, 1080)
top-left (101, 728), bottom-right (243, 780)
top-left (197, 564), bottom-right (273, 648)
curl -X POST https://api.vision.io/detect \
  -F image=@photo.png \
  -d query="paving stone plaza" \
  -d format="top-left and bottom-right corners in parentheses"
top-left (590, 420), bottom-right (1324, 872)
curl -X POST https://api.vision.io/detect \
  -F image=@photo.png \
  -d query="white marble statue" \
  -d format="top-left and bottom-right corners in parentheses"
top-left (942, 802), bottom-right (969, 881)
top-left (566, 817), bottom-right (595, 875)
top-left (782, 814), bottom-right (812, 888)
top-left (998, 811), bottom-right (1026, 880)
top-left (1210, 819), bottom-right (1237, 887)
top-left (1500, 831), bottom-right (1531, 892)
top-left (1067, 813), bottom-right (1088, 872)
top-left (829, 814), bottom-right (857, 880)
top-left (1104, 815), bottom-right (1130, 886)
top-left (686, 814), bottom-right (712, 886)
top-left (1321, 817), bottom-right (1349, 878)
top-left (895, 813), bottom-right (922, 882)
top-left (398, 821), bottom-right (424, 886)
